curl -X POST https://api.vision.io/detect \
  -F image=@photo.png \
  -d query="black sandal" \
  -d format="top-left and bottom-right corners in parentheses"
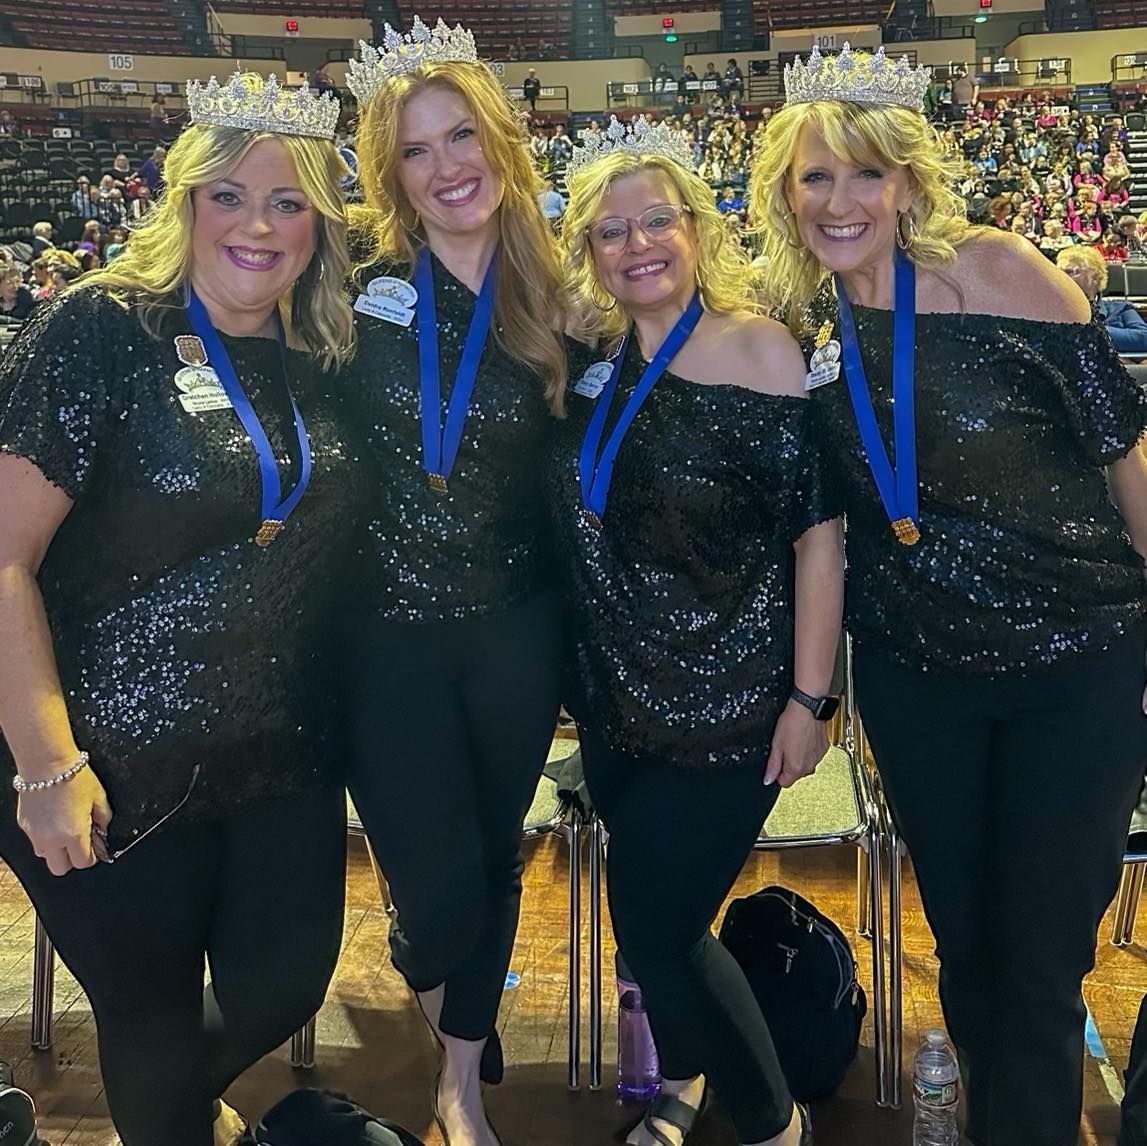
top-left (636, 1089), bottom-right (709, 1146)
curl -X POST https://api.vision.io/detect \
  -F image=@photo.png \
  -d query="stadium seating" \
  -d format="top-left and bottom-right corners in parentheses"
top-left (0, 0), bottom-right (188, 55)
top-left (209, 0), bottom-right (365, 13)
top-left (1094, 0), bottom-right (1147, 26)
top-left (758, 0), bottom-right (891, 31)
top-left (393, 0), bottom-right (572, 59)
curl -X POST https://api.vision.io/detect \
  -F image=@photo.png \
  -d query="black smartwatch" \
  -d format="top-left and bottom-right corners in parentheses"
top-left (789, 686), bottom-right (840, 721)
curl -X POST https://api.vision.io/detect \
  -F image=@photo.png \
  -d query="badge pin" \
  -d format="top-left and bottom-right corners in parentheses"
top-left (365, 276), bottom-right (418, 308)
top-left (174, 334), bottom-right (208, 367)
top-left (814, 320), bottom-right (835, 350)
top-left (804, 339), bottom-right (842, 390)
top-left (354, 293), bottom-right (416, 327)
top-left (573, 361), bottom-right (613, 399)
top-left (174, 366), bottom-right (233, 412)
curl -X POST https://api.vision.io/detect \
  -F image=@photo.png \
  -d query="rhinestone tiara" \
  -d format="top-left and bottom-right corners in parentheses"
top-left (186, 72), bottom-right (339, 140)
top-left (347, 16), bottom-right (479, 106)
top-left (784, 43), bottom-right (932, 110)
top-left (567, 115), bottom-right (694, 178)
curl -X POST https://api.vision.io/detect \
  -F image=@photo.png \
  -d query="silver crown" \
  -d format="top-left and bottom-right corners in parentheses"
top-left (784, 43), bottom-right (931, 110)
top-left (567, 115), bottom-right (694, 177)
top-left (347, 16), bottom-right (479, 105)
top-left (186, 71), bottom-right (339, 140)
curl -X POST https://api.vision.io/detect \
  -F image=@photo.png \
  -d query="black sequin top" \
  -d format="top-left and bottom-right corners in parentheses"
top-left (341, 254), bottom-right (555, 624)
top-left (0, 287), bottom-right (366, 848)
top-left (550, 338), bottom-right (841, 769)
top-left (807, 294), bottom-right (1147, 674)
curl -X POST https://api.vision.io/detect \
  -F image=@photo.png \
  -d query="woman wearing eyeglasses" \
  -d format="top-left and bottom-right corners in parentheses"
top-left (548, 118), bottom-right (841, 1146)
top-left (0, 75), bottom-right (360, 1146)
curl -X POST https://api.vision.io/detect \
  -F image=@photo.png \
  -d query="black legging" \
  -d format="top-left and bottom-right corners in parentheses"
top-left (579, 730), bottom-right (793, 1143)
top-left (346, 592), bottom-right (561, 1043)
top-left (856, 627), bottom-right (1147, 1146)
top-left (0, 783), bottom-right (347, 1146)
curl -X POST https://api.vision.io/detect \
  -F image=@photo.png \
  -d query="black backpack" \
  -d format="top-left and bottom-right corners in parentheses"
top-left (0, 1062), bottom-right (42, 1146)
top-left (718, 885), bottom-right (866, 1101)
top-left (255, 1089), bottom-right (425, 1146)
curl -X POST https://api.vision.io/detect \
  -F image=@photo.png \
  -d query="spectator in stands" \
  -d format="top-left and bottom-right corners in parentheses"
top-left (1058, 245), bottom-right (1147, 354)
top-left (125, 185), bottom-right (153, 222)
top-left (716, 184), bottom-right (744, 218)
top-left (522, 67), bottom-right (541, 112)
top-left (104, 226), bottom-right (128, 263)
top-left (48, 265), bottom-right (78, 295)
top-left (137, 145), bottom-right (166, 194)
top-left (702, 61), bottom-right (722, 88)
top-left (30, 222), bottom-right (53, 259)
top-left (0, 266), bottom-right (35, 322)
top-left (754, 48), bottom-right (1147, 1146)
top-left (0, 110), bottom-right (15, 138)
top-left (71, 176), bottom-right (92, 215)
top-left (28, 258), bottom-right (52, 302)
top-left (678, 65), bottom-right (699, 100)
top-left (1120, 215), bottom-right (1146, 261)
top-left (1040, 218), bottom-right (1074, 255)
top-left (0, 70), bottom-right (354, 1146)
top-left (109, 152), bottom-right (133, 183)
top-left (1105, 140), bottom-right (1131, 180)
top-left (308, 63), bottom-right (338, 98)
top-left (528, 128), bottom-right (549, 171)
top-left (1098, 228), bottom-right (1129, 261)
top-left (549, 123), bottom-right (573, 166)
top-left (148, 94), bottom-right (166, 138)
top-left (723, 57), bottom-right (744, 99)
top-left (653, 62), bottom-right (673, 96)
top-left (950, 65), bottom-right (977, 121)
top-left (537, 183), bottom-right (564, 227)
top-left (1073, 200), bottom-right (1104, 243)
top-left (78, 220), bottom-right (102, 254)
top-left (1102, 175), bottom-right (1131, 209)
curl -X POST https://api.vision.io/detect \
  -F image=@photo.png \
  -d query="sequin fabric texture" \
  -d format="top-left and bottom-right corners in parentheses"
top-left (342, 254), bottom-right (555, 622)
top-left (550, 338), bottom-right (841, 769)
top-left (807, 293), bottom-right (1147, 674)
top-left (0, 287), bottom-right (366, 848)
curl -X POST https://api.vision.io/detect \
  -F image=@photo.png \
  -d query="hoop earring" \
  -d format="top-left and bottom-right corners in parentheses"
top-left (897, 211), bottom-right (919, 250)
top-left (780, 210), bottom-right (805, 252)
top-left (589, 281), bottom-right (617, 313)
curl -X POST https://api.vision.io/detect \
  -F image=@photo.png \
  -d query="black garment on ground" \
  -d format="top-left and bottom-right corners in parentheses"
top-left (549, 339), bottom-right (840, 767)
top-left (578, 730), bottom-right (791, 1142)
top-left (807, 297), bottom-right (1147, 674)
top-left (345, 593), bottom-right (561, 1041)
top-left (1121, 995), bottom-right (1147, 1146)
top-left (0, 286), bottom-right (364, 844)
top-left (341, 254), bottom-right (556, 624)
top-left (856, 633), bottom-right (1147, 1146)
top-left (0, 785), bottom-right (347, 1146)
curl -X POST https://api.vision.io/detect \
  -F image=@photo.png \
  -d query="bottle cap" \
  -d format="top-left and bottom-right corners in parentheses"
top-left (926, 1028), bottom-right (948, 1047)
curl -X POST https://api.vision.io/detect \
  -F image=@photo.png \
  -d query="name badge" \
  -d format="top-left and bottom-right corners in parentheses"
top-left (174, 366), bottom-right (233, 412)
top-left (354, 274), bottom-right (418, 326)
top-left (573, 361), bottom-right (613, 399)
top-left (804, 339), bottom-right (842, 390)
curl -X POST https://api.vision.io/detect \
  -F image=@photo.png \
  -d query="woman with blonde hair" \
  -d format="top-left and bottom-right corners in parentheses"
top-left (0, 72), bottom-right (360, 1146)
top-left (751, 43), bottom-right (1147, 1146)
top-left (341, 19), bottom-right (565, 1145)
top-left (551, 116), bottom-right (842, 1146)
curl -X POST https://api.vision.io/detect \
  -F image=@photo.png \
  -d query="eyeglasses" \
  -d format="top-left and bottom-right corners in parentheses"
top-left (586, 204), bottom-right (693, 255)
top-left (91, 763), bottom-right (201, 864)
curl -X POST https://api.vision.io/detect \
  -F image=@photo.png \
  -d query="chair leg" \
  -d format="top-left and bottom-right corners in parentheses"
top-left (31, 916), bottom-right (54, 1051)
top-left (290, 1015), bottom-right (316, 1070)
top-left (887, 818), bottom-right (904, 1110)
top-left (559, 816), bottom-right (582, 1090)
top-left (857, 846), bottom-right (873, 938)
top-left (1113, 861), bottom-right (1146, 947)
top-left (588, 813), bottom-right (606, 1091)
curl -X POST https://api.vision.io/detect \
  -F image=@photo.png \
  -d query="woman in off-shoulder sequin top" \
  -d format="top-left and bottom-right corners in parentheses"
top-left (753, 50), bottom-right (1147, 1146)
top-left (339, 47), bottom-right (568, 1142)
top-left (0, 77), bottom-right (360, 1146)
top-left (551, 130), bottom-right (841, 1146)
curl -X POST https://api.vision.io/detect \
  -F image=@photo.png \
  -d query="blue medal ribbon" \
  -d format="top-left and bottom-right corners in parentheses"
top-left (185, 290), bottom-right (312, 547)
top-left (578, 291), bottom-right (705, 529)
top-left (834, 248), bottom-right (921, 545)
top-left (414, 246), bottom-right (498, 494)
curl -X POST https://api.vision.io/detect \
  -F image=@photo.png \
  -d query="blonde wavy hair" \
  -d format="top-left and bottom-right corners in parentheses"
top-left (749, 100), bottom-right (970, 333)
top-left (1055, 243), bottom-right (1107, 291)
top-left (351, 60), bottom-right (566, 413)
top-left (81, 79), bottom-right (354, 370)
top-left (561, 153), bottom-right (760, 346)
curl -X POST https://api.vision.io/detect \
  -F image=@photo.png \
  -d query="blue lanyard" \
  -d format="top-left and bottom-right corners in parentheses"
top-left (185, 290), bottom-right (312, 547)
top-left (414, 246), bottom-right (497, 494)
top-left (578, 291), bottom-right (705, 529)
top-left (834, 248), bottom-right (920, 545)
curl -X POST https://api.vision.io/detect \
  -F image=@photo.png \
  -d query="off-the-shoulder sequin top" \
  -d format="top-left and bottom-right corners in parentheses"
top-left (341, 254), bottom-right (555, 623)
top-left (807, 294), bottom-right (1147, 674)
top-left (0, 287), bottom-right (366, 849)
top-left (549, 338), bottom-right (841, 769)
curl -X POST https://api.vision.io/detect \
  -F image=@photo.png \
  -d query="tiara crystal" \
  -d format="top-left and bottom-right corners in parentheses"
top-left (186, 72), bottom-right (339, 140)
top-left (347, 16), bottom-right (479, 105)
top-left (567, 115), bottom-right (694, 178)
top-left (784, 43), bottom-right (931, 110)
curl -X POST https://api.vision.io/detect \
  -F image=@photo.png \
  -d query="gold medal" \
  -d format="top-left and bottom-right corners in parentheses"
top-left (814, 320), bottom-right (834, 350)
top-left (255, 519), bottom-right (284, 547)
top-left (428, 473), bottom-right (449, 494)
top-left (891, 517), bottom-right (920, 545)
top-left (174, 334), bottom-right (209, 367)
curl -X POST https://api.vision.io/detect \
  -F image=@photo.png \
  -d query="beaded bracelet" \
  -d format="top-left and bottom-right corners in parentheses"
top-left (12, 752), bottom-right (91, 794)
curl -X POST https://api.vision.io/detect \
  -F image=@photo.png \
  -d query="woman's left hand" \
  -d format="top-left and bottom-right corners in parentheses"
top-left (764, 700), bottom-right (828, 788)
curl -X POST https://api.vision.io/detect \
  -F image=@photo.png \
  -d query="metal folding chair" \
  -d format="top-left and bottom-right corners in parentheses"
top-left (1111, 851), bottom-right (1147, 947)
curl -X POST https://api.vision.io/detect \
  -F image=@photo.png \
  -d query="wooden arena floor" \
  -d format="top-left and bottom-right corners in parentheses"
top-left (1, 834), bottom-right (1144, 1145)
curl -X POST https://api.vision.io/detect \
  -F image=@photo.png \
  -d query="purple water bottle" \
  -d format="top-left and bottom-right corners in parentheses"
top-left (616, 951), bottom-right (661, 1101)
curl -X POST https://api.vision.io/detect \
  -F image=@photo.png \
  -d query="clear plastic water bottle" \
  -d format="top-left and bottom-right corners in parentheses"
top-left (913, 1029), bottom-right (960, 1146)
top-left (616, 951), bottom-right (660, 1101)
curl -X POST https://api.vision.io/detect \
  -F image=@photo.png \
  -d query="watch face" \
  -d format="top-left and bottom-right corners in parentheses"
top-left (814, 696), bottom-right (841, 721)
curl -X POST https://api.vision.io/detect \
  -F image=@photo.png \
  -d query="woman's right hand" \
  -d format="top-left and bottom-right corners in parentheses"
top-left (16, 766), bottom-right (113, 876)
